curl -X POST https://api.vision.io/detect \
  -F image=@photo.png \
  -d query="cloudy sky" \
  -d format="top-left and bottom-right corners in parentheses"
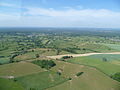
top-left (0, 0), bottom-right (120, 28)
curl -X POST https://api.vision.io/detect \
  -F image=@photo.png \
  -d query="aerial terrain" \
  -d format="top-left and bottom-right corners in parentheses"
top-left (0, 28), bottom-right (120, 90)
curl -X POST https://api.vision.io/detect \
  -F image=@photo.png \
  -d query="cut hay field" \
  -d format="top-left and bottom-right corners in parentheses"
top-left (68, 54), bottom-right (120, 75)
top-left (0, 62), bottom-right (45, 77)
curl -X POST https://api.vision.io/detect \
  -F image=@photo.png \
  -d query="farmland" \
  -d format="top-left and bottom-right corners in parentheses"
top-left (0, 28), bottom-right (120, 90)
top-left (0, 78), bottom-right (25, 90)
top-left (68, 54), bottom-right (120, 75)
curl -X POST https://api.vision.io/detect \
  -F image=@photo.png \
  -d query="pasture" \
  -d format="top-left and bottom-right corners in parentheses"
top-left (16, 71), bottom-right (68, 90)
top-left (68, 54), bottom-right (120, 75)
top-left (0, 78), bottom-right (25, 90)
top-left (47, 60), bottom-right (120, 90)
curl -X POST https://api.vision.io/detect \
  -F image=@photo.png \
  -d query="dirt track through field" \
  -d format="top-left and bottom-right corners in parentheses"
top-left (47, 52), bottom-right (120, 59)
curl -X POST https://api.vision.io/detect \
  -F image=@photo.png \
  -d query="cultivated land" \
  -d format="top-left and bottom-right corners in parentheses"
top-left (0, 28), bottom-right (120, 90)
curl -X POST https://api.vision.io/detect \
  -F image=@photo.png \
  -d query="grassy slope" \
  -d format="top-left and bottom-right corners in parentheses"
top-left (104, 44), bottom-right (120, 51)
top-left (47, 60), bottom-right (120, 90)
top-left (0, 62), bottom-right (45, 77)
top-left (68, 54), bottom-right (120, 75)
top-left (0, 78), bottom-right (25, 90)
top-left (16, 71), bottom-right (68, 90)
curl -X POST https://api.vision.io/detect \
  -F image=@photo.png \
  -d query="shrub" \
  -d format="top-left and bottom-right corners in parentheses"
top-left (111, 72), bottom-right (120, 82)
top-left (62, 56), bottom-right (73, 59)
top-left (102, 57), bottom-right (108, 62)
top-left (68, 77), bottom-right (72, 80)
top-left (35, 54), bottom-right (40, 58)
top-left (76, 72), bottom-right (84, 77)
top-left (56, 72), bottom-right (62, 76)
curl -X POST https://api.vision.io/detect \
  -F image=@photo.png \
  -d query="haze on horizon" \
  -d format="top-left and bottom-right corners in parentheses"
top-left (0, 0), bottom-right (120, 28)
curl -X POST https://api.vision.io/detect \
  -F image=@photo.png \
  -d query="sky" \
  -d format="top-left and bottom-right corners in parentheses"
top-left (0, 0), bottom-right (120, 28)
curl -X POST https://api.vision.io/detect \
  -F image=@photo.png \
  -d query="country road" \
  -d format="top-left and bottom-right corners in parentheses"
top-left (47, 52), bottom-right (120, 59)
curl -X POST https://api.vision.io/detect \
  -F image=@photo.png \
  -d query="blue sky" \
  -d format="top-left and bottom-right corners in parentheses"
top-left (0, 0), bottom-right (120, 28)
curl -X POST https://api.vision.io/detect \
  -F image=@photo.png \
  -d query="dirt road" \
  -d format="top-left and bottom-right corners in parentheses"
top-left (47, 52), bottom-right (120, 59)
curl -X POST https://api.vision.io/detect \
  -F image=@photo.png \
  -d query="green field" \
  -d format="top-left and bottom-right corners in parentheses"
top-left (16, 71), bottom-right (68, 90)
top-left (47, 60), bottom-right (120, 90)
top-left (104, 44), bottom-right (120, 51)
top-left (68, 54), bottom-right (120, 75)
top-left (0, 78), bottom-right (25, 90)
top-left (0, 62), bottom-right (45, 77)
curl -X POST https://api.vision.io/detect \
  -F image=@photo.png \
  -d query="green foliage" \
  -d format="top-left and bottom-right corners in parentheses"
top-left (111, 72), bottom-right (120, 82)
top-left (68, 54), bottom-right (120, 75)
top-left (32, 60), bottom-right (56, 70)
top-left (35, 54), bottom-right (40, 58)
top-left (62, 48), bottom-right (77, 54)
top-left (76, 72), bottom-right (84, 77)
top-left (68, 77), bottom-right (72, 80)
top-left (56, 72), bottom-right (62, 76)
top-left (62, 56), bottom-right (73, 59)
top-left (102, 57), bottom-right (108, 62)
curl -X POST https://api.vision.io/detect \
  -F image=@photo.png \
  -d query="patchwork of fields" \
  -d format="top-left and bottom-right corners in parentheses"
top-left (0, 30), bottom-right (120, 90)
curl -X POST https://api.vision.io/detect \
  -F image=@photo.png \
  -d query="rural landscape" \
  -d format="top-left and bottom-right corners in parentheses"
top-left (0, 0), bottom-right (120, 90)
top-left (0, 28), bottom-right (120, 90)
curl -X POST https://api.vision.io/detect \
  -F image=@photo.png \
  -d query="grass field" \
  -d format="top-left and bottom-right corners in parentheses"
top-left (103, 44), bottom-right (120, 51)
top-left (0, 78), bottom-right (25, 90)
top-left (0, 57), bottom-right (10, 64)
top-left (47, 60), bottom-right (120, 90)
top-left (68, 54), bottom-right (120, 75)
top-left (0, 62), bottom-right (45, 77)
top-left (16, 71), bottom-right (68, 90)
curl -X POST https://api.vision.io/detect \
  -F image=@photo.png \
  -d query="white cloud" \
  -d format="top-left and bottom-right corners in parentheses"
top-left (0, 2), bottom-right (21, 8)
top-left (0, 2), bottom-right (14, 7)
top-left (24, 7), bottom-right (120, 18)
top-left (0, 13), bottom-right (21, 20)
top-left (0, 3), bottom-right (120, 28)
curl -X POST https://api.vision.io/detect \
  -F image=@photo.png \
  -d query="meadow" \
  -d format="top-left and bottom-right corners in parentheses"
top-left (68, 54), bottom-right (120, 75)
